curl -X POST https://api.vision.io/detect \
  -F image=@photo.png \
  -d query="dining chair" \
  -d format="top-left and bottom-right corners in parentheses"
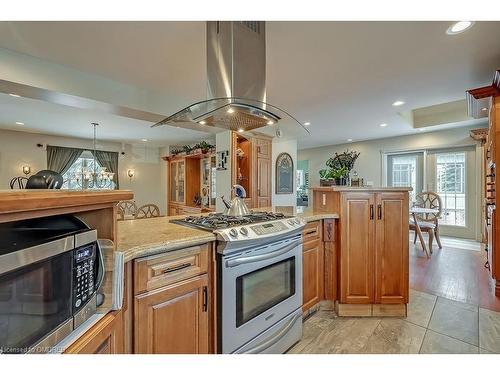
top-left (136, 204), bottom-right (161, 219)
top-left (117, 200), bottom-right (138, 220)
top-left (9, 176), bottom-right (28, 189)
top-left (410, 191), bottom-right (443, 251)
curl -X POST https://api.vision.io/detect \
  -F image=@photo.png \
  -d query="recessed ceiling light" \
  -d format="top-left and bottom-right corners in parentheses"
top-left (9, 93), bottom-right (21, 98)
top-left (446, 21), bottom-right (474, 35)
top-left (237, 128), bottom-right (244, 133)
top-left (303, 122), bottom-right (311, 126)
top-left (418, 128), bottom-right (425, 132)
top-left (379, 123), bottom-right (388, 127)
top-left (482, 107), bottom-right (488, 111)
top-left (141, 139), bottom-right (148, 142)
top-left (15, 121), bottom-right (24, 125)
top-left (347, 138), bottom-right (353, 142)
top-left (392, 100), bottom-right (405, 106)
top-left (227, 108), bottom-right (235, 114)
top-left (267, 120), bottom-right (274, 125)
top-left (199, 120), bottom-right (206, 125)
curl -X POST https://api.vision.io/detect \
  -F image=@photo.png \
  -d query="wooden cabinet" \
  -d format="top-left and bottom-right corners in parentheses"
top-left (323, 219), bottom-right (337, 302)
top-left (312, 188), bottom-right (339, 213)
top-left (339, 191), bottom-right (409, 305)
top-left (340, 192), bottom-right (375, 304)
top-left (134, 275), bottom-right (209, 354)
top-left (231, 133), bottom-right (272, 208)
top-left (302, 238), bottom-right (324, 311)
top-left (256, 156), bottom-right (271, 207)
top-left (374, 193), bottom-right (409, 304)
top-left (170, 159), bottom-right (185, 204)
top-left (65, 311), bottom-right (124, 354)
top-left (302, 221), bottom-right (324, 312)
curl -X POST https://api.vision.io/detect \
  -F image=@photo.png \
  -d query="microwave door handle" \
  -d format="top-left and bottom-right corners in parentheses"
top-left (225, 239), bottom-right (301, 268)
top-left (95, 244), bottom-right (105, 299)
top-left (240, 312), bottom-right (302, 354)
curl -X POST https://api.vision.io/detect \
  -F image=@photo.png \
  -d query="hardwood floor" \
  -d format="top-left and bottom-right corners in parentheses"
top-left (409, 235), bottom-right (500, 312)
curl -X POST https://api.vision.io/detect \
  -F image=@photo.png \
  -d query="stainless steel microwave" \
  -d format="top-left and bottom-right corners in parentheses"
top-left (0, 215), bottom-right (109, 354)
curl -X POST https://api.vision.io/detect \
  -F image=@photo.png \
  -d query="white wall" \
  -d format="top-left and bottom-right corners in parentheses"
top-left (298, 126), bottom-right (481, 189)
top-left (272, 139), bottom-right (297, 206)
top-left (0, 128), bottom-right (166, 214)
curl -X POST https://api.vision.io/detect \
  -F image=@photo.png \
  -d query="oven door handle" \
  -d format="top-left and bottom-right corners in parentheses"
top-left (239, 312), bottom-right (302, 354)
top-left (225, 240), bottom-right (301, 268)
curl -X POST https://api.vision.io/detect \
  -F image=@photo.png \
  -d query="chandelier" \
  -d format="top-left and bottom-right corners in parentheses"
top-left (70, 122), bottom-right (115, 189)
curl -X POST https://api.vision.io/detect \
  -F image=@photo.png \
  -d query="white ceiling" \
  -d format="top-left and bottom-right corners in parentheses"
top-left (0, 93), bottom-right (209, 147)
top-left (0, 21), bottom-right (498, 149)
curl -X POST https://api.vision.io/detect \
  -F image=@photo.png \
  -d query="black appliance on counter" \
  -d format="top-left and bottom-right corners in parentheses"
top-left (0, 215), bottom-right (105, 354)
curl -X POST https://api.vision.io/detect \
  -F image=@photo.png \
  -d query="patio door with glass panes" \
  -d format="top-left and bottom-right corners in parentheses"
top-left (426, 148), bottom-right (476, 238)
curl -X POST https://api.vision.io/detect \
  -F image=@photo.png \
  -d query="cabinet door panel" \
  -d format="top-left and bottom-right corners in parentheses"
top-left (340, 192), bottom-right (375, 304)
top-left (64, 311), bottom-right (124, 354)
top-left (256, 138), bottom-right (271, 158)
top-left (302, 238), bottom-right (324, 311)
top-left (375, 193), bottom-right (409, 304)
top-left (257, 157), bottom-right (271, 207)
top-left (134, 275), bottom-right (209, 354)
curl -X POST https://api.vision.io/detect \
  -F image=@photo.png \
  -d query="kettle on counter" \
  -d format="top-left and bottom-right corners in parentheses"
top-left (221, 184), bottom-right (251, 217)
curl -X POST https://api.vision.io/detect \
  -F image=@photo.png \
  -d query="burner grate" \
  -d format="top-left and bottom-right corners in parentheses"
top-left (173, 212), bottom-right (287, 231)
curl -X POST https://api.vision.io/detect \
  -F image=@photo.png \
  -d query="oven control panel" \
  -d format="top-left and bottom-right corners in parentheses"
top-left (250, 221), bottom-right (288, 235)
top-left (73, 243), bottom-right (97, 311)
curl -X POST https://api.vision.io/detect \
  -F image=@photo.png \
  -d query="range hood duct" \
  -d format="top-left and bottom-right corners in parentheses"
top-left (153, 21), bottom-right (307, 134)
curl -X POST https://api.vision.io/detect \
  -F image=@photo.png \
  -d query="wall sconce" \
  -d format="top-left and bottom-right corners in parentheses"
top-left (22, 165), bottom-right (31, 175)
top-left (127, 169), bottom-right (135, 181)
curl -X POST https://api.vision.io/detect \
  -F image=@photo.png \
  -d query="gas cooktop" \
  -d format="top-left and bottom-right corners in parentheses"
top-left (171, 211), bottom-right (289, 231)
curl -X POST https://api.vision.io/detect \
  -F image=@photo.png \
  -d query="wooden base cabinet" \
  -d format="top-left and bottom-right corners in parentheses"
top-left (374, 193), bottom-right (409, 304)
top-left (339, 191), bottom-right (409, 306)
top-left (302, 221), bottom-right (324, 312)
top-left (302, 238), bottom-right (324, 311)
top-left (64, 310), bottom-right (124, 354)
top-left (134, 275), bottom-right (209, 354)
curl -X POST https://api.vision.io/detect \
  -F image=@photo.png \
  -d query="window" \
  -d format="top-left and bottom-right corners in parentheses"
top-left (436, 152), bottom-right (466, 226)
top-left (387, 153), bottom-right (423, 202)
top-left (62, 152), bottom-right (115, 190)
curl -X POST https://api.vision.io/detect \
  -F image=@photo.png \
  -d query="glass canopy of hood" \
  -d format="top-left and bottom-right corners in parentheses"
top-left (152, 97), bottom-right (310, 138)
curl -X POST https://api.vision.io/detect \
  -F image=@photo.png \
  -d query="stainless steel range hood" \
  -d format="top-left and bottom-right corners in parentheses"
top-left (153, 21), bottom-right (308, 135)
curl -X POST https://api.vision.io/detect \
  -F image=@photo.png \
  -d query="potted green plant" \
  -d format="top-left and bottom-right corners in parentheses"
top-left (331, 166), bottom-right (349, 185)
top-left (197, 141), bottom-right (215, 154)
top-left (319, 149), bottom-right (360, 186)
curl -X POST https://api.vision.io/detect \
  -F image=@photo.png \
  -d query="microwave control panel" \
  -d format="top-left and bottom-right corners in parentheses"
top-left (73, 243), bottom-right (97, 311)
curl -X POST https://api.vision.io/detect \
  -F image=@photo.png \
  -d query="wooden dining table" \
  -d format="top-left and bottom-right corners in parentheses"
top-left (410, 206), bottom-right (439, 258)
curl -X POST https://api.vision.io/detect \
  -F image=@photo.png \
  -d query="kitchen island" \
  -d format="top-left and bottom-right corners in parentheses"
top-left (311, 186), bottom-right (411, 317)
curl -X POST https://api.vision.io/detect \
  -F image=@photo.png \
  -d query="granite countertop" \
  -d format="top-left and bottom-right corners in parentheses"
top-left (117, 206), bottom-right (339, 262)
top-left (117, 216), bottom-right (216, 262)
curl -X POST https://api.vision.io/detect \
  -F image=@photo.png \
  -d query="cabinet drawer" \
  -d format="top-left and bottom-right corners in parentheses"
top-left (134, 244), bottom-right (209, 294)
top-left (303, 221), bottom-right (321, 242)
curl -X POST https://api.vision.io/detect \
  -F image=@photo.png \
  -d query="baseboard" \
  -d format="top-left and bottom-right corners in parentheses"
top-left (335, 302), bottom-right (407, 317)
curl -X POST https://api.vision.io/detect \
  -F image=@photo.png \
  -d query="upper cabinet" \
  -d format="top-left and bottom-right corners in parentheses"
top-left (231, 132), bottom-right (272, 208)
top-left (170, 159), bottom-right (185, 204)
top-left (167, 153), bottom-right (216, 215)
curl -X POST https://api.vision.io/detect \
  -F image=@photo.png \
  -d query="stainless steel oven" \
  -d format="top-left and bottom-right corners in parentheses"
top-left (218, 233), bottom-right (303, 354)
top-left (0, 215), bottom-right (108, 354)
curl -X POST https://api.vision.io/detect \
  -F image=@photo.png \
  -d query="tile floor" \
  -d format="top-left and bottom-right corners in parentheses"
top-left (288, 289), bottom-right (500, 354)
